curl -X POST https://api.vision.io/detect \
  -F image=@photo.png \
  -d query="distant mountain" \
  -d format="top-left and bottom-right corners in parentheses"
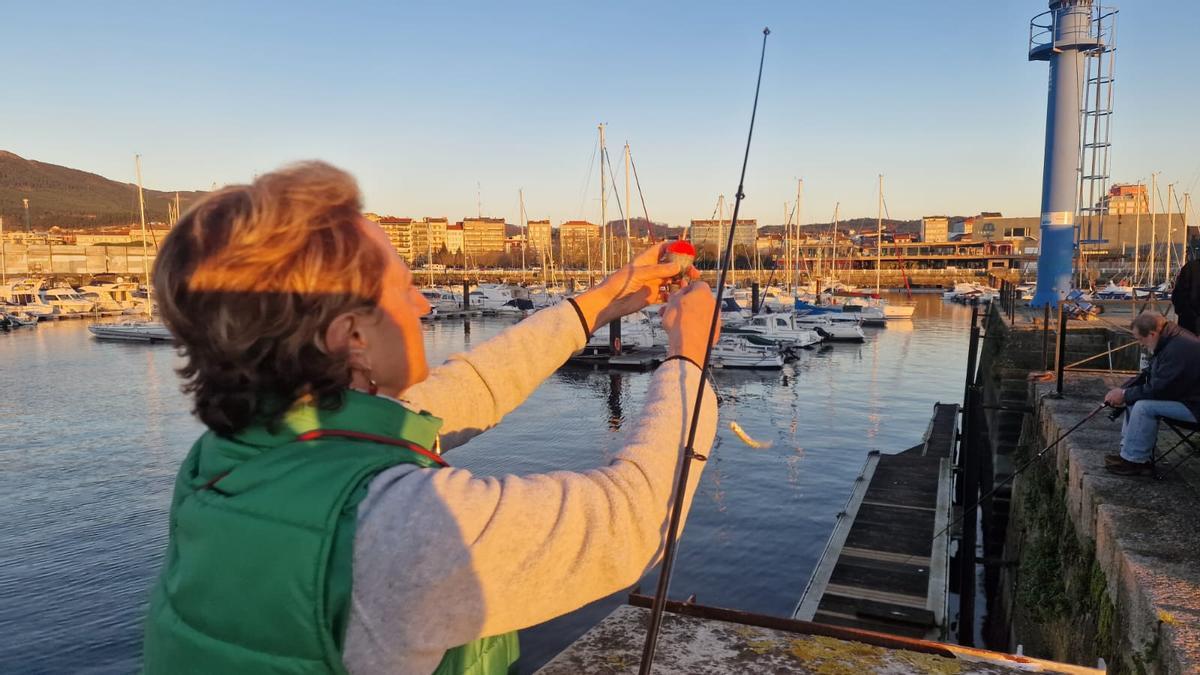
top-left (0, 151), bottom-right (207, 230)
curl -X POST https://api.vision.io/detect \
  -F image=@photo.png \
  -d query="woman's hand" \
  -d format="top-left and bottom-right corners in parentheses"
top-left (572, 243), bottom-right (701, 333)
top-left (661, 281), bottom-right (718, 366)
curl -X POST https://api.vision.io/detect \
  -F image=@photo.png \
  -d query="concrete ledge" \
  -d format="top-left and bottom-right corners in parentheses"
top-left (1023, 374), bottom-right (1200, 673)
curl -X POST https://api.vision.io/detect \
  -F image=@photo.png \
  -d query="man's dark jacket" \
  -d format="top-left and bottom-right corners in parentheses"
top-left (1123, 321), bottom-right (1200, 421)
top-left (1172, 260), bottom-right (1200, 333)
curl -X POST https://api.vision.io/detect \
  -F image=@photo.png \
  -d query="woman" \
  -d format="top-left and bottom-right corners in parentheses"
top-left (142, 162), bottom-right (719, 675)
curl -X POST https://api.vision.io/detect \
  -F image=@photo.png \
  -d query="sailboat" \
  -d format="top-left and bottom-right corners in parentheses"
top-left (89, 155), bottom-right (173, 343)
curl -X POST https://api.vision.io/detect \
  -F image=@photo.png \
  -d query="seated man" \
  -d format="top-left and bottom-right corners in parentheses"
top-left (1104, 311), bottom-right (1200, 475)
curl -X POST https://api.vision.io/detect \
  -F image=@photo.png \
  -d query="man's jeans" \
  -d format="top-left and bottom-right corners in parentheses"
top-left (1120, 400), bottom-right (1197, 463)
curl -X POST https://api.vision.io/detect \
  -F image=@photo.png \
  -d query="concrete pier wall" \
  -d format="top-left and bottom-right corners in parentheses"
top-left (999, 377), bottom-right (1200, 673)
top-left (976, 307), bottom-right (1199, 673)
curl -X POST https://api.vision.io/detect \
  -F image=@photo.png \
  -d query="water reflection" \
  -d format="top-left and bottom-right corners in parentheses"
top-left (0, 294), bottom-right (974, 673)
top-left (606, 372), bottom-right (624, 431)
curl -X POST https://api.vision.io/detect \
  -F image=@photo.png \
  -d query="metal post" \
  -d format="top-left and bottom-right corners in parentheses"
top-left (751, 281), bottom-right (760, 314)
top-left (609, 318), bottom-right (622, 355)
top-left (462, 279), bottom-right (470, 309)
top-left (963, 305), bottom-right (980, 411)
top-left (1055, 299), bottom-right (1068, 396)
top-left (1042, 304), bottom-right (1051, 370)
top-left (958, 383), bottom-right (979, 647)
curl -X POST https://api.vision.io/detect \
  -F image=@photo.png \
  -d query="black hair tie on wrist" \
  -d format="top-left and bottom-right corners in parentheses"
top-left (565, 297), bottom-right (593, 339)
top-left (660, 354), bottom-right (701, 371)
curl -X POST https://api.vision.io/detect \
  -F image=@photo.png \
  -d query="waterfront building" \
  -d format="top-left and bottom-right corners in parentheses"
top-left (559, 220), bottom-right (599, 268)
top-left (1101, 183), bottom-right (1149, 215)
top-left (526, 219), bottom-right (552, 258)
top-left (920, 216), bottom-right (950, 243)
top-left (127, 227), bottom-right (173, 244)
top-left (445, 224), bottom-right (464, 255)
top-left (689, 219), bottom-right (757, 251)
top-left (377, 217), bottom-right (414, 261)
top-left (505, 236), bottom-right (526, 257)
top-left (412, 217), bottom-right (448, 263)
top-left (72, 231), bottom-right (137, 246)
top-left (462, 217), bottom-right (506, 255)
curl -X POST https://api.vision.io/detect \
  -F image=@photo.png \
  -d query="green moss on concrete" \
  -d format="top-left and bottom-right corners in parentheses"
top-left (1010, 435), bottom-right (1119, 667)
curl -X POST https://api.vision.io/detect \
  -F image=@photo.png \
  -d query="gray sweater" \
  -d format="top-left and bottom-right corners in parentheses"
top-left (343, 302), bottom-right (718, 674)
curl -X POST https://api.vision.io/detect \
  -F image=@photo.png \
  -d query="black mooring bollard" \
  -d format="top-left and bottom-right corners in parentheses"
top-left (462, 280), bottom-right (470, 309)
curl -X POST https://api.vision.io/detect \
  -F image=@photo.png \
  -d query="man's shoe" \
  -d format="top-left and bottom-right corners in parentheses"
top-left (1104, 457), bottom-right (1152, 476)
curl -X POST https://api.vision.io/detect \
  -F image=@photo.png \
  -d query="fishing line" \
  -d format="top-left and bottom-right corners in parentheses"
top-left (638, 27), bottom-right (770, 675)
top-left (894, 401), bottom-right (1110, 570)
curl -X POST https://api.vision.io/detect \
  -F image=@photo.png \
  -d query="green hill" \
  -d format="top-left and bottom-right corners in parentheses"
top-left (0, 150), bottom-right (207, 230)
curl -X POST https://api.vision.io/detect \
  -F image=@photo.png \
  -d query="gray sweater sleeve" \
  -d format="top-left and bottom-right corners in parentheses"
top-left (342, 309), bottom-right (718, 675)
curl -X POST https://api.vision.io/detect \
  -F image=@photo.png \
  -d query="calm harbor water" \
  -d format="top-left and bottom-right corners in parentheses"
top-left (0, 294), bottom-right (973, 673)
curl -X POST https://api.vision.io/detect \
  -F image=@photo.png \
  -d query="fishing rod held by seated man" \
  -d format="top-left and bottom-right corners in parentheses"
top-left (140, 161), bottom-right (720, 675)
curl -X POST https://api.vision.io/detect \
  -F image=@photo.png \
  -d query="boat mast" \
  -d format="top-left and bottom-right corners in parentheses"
top-left (831, 202), bottom-right (840, 280)
top-left (1165, 183), bottom-right (1175, 280)
top-left (426, 219), bottom-right (434, 287)
top-left (1133, 180), bottom-right (1142, 283)
top-left (795, 179), bottom-right (803, 292)
top-left (519, 188), bottom-right (527, 283)
top-left (599, 123), bottom-right (608, 278)
top-left (876, 174), bottom-right (883, 295)
top-left (783, 202), bottom-right (790, 292)
top-left (1149, 172), bottom-right (1158, 287)
top-left (0, 216), bottom-right (5, 285)
top-left (624, 142), bottom-right (632, 267)
top-left (1185, 193), bottom-right (1193, 268)
top-left (135, 155), bottom-right (151, 318)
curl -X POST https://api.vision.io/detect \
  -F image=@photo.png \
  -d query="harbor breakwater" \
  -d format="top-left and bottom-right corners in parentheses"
top-left (975, 305), bottom-right (1200, 673)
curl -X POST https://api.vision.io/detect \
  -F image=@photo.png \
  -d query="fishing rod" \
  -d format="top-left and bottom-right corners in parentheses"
top-left (638, 27), bottom-right (770, 675)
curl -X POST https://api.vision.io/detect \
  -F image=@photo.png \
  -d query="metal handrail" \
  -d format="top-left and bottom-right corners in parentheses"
top-left (1029, 10), bottom-right (1054, 55)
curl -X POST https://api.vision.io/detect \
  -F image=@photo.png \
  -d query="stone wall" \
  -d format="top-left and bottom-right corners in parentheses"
top-left (996, 378), bottom-right (1200, 673)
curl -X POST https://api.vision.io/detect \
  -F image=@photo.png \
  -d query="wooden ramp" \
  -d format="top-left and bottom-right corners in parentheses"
top-left (793, 402), bottom-right (957, 640)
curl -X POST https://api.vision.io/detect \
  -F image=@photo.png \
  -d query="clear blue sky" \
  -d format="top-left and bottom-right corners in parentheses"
top-left (2, 1), bottom-right (1197, 227)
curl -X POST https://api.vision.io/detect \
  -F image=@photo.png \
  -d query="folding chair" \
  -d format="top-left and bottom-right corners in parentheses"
top-left (1152, 416), bottom-right (1200, 480)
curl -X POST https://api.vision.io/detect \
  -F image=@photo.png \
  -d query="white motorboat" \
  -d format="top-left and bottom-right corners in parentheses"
top-left (469, 284), bottom-right (525, 313)
top-left (792, 314), bottom-right (867, 342)
top-left (421, 288), bottom-right (464, 312)
top-left (1, 280), bottom-right (58, 319)
top-left (710, 335), bottom-right (784, 369)
top-left (882, 303), bottom-right (916, 319)
top-left (718, 296), bottom-right (752, 326)
top-left (736, 313), bottom-right (824, 348)
top-left (1, 312), bottom-right (38, 328)
top-left (79, 279), bottom-right (142, 312)
top-left (587, 311), bottom-right (664, 350)
top-left (88, 321), bottom-right (173, 342)
top-left (41, 287), bottom-right (96, 315)
top-left (525, 285), bottom-right (567, 309)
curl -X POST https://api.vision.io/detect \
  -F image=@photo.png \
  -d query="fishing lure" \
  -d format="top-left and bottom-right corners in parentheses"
top-left (729, 421), bottom-right (772, 449)
top-left (661, 240), bottom-right (696, 277)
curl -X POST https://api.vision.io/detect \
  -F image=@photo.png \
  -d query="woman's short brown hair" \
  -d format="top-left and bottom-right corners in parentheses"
top-left (154, 161), bottom-right (389, 436)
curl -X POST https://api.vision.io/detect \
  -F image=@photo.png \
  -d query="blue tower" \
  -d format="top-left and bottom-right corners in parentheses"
top-left (1028, 1), bottom-right (1115, 307)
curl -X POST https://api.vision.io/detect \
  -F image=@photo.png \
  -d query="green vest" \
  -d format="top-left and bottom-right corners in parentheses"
top-left (142, 390), bottom-right (519, 674)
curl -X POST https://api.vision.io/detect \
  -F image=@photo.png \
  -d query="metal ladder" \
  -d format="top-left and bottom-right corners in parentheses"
top-left (1075, 5), bottom-right (1119, 283)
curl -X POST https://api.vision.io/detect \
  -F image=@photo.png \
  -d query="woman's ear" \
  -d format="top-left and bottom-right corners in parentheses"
top-left (324, 311), bottom-right (366, 355)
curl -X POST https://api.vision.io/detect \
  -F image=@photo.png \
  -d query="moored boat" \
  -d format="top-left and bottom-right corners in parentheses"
top-left (88, 321), bottom-right (173, 342)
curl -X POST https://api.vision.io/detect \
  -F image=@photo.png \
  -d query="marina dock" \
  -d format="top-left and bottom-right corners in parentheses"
top-left (792, 402), bottom-right (958, 640)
